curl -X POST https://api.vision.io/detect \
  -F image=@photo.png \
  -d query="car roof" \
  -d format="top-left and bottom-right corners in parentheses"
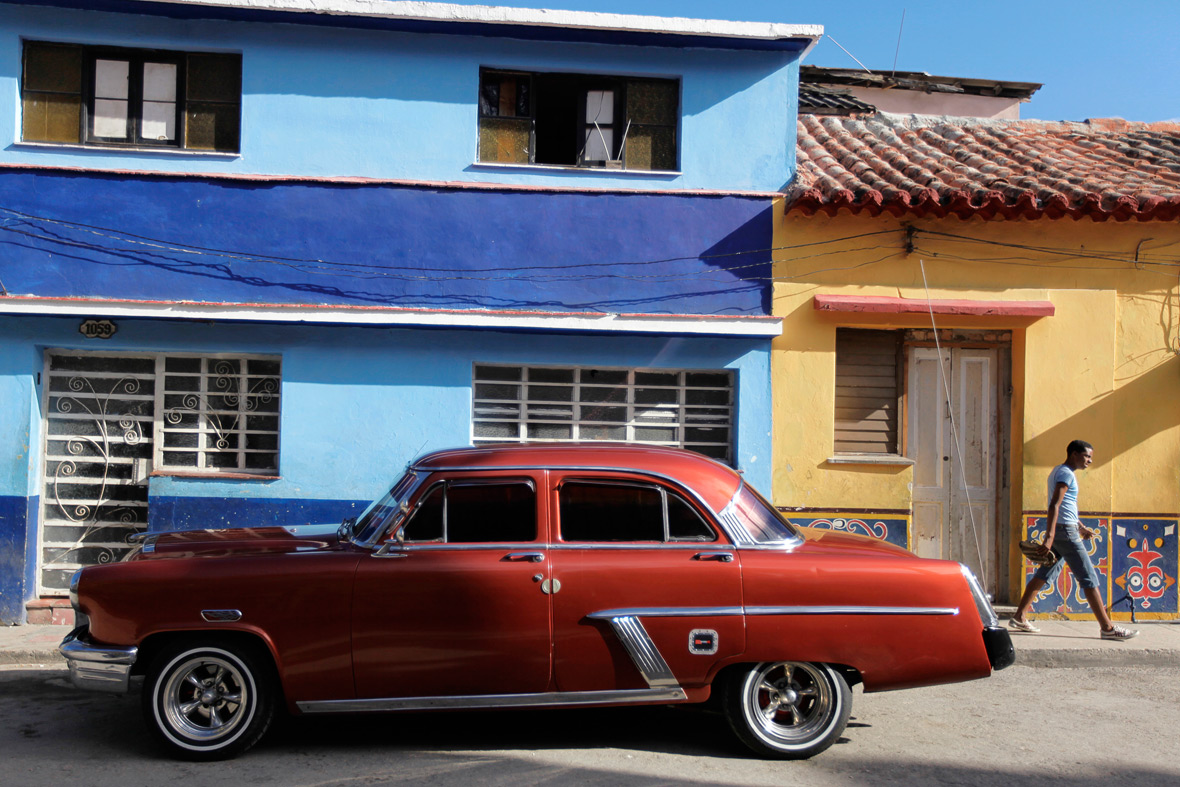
top-left (411, 443), bottom-right (743, 512)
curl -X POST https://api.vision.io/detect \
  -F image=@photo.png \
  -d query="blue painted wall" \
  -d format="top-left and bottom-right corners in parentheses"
top-left (0, 169), bottom-right (774, 316)
top-left (0, 335), bottom-right (36, 621)
top-left (0, 315), bottom-right (774, 599)
top-left (0, 4), bottom-right (800, 192)
top-left (0, 495), bottom-right (29, 622)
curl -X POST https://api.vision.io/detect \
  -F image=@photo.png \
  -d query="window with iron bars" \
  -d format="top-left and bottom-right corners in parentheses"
top-left (472, 364), bottom-right (733, 463)
top-left (158, 355), bottom-right (281, 474)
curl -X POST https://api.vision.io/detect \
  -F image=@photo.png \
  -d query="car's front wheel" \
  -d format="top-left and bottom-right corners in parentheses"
top-left (723, 661), bottom-right (851, 759)
top-left (142, 639), bottom-right (276, 760)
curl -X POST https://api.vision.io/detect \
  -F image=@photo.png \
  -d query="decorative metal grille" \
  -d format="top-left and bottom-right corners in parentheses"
top-left (39, 351), bottom-right (281, 595)
top-left (472, 364), bottom-right (734, 463)
top-left (41, 354), bottom-right (155, 594)
top-left (159, 356), bottom-right (281, 473)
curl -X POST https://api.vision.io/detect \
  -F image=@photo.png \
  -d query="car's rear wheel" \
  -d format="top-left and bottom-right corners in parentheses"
top-left (723, 661), bottom-right (851, 759)
top-left (142, 639), bottom-right (275, 760)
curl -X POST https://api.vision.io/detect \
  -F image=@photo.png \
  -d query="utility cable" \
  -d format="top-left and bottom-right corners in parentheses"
top-left (919, 258), bottom-right (989, 594)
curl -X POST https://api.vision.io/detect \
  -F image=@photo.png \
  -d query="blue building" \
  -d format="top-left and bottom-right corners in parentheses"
top-left (0, 0), bottom-right (819, 622)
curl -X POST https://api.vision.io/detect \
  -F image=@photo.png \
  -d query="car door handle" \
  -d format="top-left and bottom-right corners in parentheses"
top-left (693, 552), bottom-right (734, 562)
top-left (504, 552), bottom-right (544, 563)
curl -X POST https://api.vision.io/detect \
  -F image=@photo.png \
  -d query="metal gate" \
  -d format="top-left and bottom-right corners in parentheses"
top-left (39, 352), bottom-right (155, 595)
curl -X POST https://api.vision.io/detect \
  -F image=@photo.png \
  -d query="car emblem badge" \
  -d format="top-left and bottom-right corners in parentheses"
top-left (688, 629), bottom-right (718, 655)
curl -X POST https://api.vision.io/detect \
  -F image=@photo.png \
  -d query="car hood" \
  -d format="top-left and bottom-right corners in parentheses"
top-left (793, 526), bottom-right (917, 559)
top-left (135, 523), bottom-right (344, 560)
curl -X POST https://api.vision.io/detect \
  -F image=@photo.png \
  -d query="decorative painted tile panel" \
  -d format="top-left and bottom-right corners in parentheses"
top-left (1021, 516), bottom-right (1110, 619)
top-left (785, 513), bottom-right (910, 550)
top-left (1109, 518), bottom-right (1178, 618)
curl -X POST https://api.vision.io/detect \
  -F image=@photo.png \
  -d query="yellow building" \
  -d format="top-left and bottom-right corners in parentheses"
top-left (774, 113), bottom-right (1180, 619)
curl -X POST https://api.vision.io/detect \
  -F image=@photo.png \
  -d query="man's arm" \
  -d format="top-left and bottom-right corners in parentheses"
top-left (1042, 481), bottom-right (1068, 554)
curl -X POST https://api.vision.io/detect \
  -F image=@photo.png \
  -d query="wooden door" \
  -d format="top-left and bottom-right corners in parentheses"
top-left (908, 347), bottom-right (998, 591)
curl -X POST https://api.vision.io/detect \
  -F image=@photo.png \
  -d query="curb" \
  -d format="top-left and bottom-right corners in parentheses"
top-left (0, 650), bottom-right (64, 667)
top-left (1013, 646), bottom-right (1180, 669)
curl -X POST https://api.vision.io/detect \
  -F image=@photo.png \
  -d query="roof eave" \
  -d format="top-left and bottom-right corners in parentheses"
top-left (26, 0), bottom-right (823, 51)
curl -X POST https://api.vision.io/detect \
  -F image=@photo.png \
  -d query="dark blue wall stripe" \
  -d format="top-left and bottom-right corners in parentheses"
top-left (148, 496), bottom-right (367, 533)
top-left (0, 170), bottom-right (774, 316)
top-left (0, 495), bottom-right (30, 623)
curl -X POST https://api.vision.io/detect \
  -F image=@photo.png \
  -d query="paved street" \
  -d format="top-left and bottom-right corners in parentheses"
top-left (2, 663), bottom-right (1178, 786)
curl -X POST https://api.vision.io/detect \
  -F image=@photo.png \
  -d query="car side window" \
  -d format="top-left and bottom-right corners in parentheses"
top-left (402, 481), bottom-right (536, 543)
top-left (559, 481), bottom-right (716, 543)
top-left (402, 485), bottom-right (444, 542)
top-left (667, 492), bottom-right (716, 541)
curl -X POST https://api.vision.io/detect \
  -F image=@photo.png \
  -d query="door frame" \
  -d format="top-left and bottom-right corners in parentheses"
top-left (903, 331), bottom-right (1012, 600)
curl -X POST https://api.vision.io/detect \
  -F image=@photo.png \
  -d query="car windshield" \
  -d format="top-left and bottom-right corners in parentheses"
top-left (722, 483), bottom-right (802, 546)
top-left (350, 471), bottom-right (422, 546)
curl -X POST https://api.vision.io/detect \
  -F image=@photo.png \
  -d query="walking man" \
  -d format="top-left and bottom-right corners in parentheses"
top-left (1010, 440), bottom-right (1137, 639)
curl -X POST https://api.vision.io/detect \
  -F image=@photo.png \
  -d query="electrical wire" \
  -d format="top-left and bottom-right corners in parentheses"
top-left (919, 258), bottom-right (989, 592)
top-left (0, 206), bottom-right (898, 277)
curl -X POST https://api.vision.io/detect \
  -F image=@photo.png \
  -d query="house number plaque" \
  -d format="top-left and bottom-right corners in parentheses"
top-left (79, 319), bottom-right (117, 339)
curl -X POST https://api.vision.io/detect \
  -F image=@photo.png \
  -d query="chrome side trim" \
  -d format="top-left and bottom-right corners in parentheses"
top-left (589, 606), bottom-right (744, 619)
top-left (548, 543), bottom-right (727, 551)
top-left (588, 605), bottom-right (957, 618)
top-left (59, 627), bottom-right (138, 694)
top-left (604, 614), bottom-right (679, 689)
top-left (744, 605), bottom-right (960, 616)
top-left (383, 542), bottom-right (733, 553)
top-left (297, 687), bottom-right (687, 714)
top-left (200, 609), bottom-right (243, 622)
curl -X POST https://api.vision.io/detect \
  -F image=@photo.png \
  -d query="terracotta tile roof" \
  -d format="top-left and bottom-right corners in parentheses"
top-left (799, 85), bottom-right (877, 115)
top-left (790, 114), bottom-right (1180, 221)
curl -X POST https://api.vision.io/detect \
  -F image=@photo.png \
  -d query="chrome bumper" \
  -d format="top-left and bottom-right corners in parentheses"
top-left (59, 626), bottom-right (138, 694)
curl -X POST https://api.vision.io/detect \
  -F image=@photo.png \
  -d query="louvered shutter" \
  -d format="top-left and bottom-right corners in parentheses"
top-left (834, 329), bottom-right (900, 454)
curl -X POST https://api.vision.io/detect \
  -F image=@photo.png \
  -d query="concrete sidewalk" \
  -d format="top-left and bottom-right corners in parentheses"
top-left (4, 615), bottom-right (1180, 669)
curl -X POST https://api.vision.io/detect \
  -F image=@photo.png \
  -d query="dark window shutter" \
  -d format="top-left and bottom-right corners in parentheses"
top-left (21, 42), bottom-right (83, 144)
top-left (834, 329), bottom-right (900, 454)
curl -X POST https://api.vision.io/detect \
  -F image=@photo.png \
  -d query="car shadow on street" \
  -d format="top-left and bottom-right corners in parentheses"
top-left (263, 704), bottom-right (757, 760)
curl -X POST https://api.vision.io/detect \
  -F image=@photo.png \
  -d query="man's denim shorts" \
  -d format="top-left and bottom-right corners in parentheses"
top-left (1032, 527), bottom-right (1101, 590)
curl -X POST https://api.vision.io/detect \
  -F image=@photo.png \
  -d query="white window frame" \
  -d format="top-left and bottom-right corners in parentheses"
top-left (471, 364), bottom-right (733, 463)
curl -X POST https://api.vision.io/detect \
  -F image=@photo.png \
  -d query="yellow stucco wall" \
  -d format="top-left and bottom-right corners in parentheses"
top-left (772, 203), bottom-right (1180, 600)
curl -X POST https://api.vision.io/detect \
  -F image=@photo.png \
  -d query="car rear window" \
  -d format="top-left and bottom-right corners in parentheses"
top-left (559, 480), bottom-right (716, 542)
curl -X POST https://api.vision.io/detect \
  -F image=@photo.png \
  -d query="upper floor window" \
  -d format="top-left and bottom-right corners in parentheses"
top-left (478, 69), bottom-right (678, 171)
top-left (21, 41), bottom-right (241, 153)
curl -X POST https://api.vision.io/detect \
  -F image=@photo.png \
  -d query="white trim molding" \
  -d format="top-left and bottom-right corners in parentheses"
top-left (134, 1), bottom-right (823, 46)
top-left (0, 296), bottom-right (784, 338)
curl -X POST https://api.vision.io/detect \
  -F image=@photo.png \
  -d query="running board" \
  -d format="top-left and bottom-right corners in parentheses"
top-left (298, 687), bottom-right (687, 714)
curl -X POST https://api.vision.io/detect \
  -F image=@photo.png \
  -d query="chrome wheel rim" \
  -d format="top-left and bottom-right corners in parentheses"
top-left (160, 654), bottom-right (250, 745)
top-left (742, 662), bottom-right (834, 746)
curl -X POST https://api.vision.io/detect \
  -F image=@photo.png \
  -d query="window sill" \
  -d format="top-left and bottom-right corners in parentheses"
top-left (150, 470), bottom-right (279, 481)
top-left (12, 141), bottom-right (240, 159)
top-left (469, 161), bottom-right (681, 178)
top-left (826, 455), bottom-right (915, 467)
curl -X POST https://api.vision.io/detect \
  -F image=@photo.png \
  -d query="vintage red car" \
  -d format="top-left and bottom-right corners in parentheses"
top-left (62, 443), bottom-right (1013, 760)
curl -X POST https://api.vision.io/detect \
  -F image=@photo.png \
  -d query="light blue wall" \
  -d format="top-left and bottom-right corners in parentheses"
top-left (0, 316), bottom-right (774, 506)
top-left (0, 4), bottom-right (798, 192)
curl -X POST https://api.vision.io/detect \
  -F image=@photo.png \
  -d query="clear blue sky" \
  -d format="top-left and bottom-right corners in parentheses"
top-left (457, 1), bottom-right (1180, 122)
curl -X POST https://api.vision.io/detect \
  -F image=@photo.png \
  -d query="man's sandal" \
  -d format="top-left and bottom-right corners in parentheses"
top-left (1009, 618), bottom-right (1040, 633)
